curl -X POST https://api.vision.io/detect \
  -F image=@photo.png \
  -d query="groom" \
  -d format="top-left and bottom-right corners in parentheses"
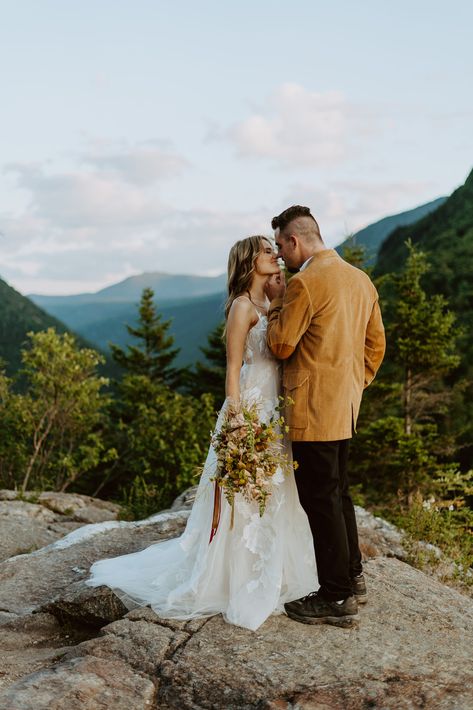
top-left (266, 205), bottom-right (386, 627)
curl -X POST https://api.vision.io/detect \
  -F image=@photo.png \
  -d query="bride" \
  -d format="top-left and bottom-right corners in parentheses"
top-left (85, 236), bottom-right (317, 631)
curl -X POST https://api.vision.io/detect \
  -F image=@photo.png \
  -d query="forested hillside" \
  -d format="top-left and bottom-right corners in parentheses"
top-left (373, 168), bottom-right (473, 469)
top-left (0, 278), bottom-right (70, 375)
top-left (376, 170), bottom-right (473, 275)
top-left (0, 277), bottom-right (117, 379)
top-left (376, 169), bottom-right (473, 379)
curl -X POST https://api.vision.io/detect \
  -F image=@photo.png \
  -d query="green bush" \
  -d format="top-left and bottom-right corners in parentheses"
top-left (0, 329), bottom-right (114, 492)
top-left (110, 374), bottom-right (214, 514)
top-left (119, 475), bottom-right (165, 520)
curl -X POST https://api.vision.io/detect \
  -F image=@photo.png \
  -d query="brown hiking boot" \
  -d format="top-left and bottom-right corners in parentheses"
top-left (284, 591), bottom-right (359, 628)
top-left (351, 574), bottom-right (367, 604)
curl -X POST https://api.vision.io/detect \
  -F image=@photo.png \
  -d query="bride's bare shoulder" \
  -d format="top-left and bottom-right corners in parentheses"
top-left (228, 295), bottom-right (258, 324)
top-left (232, 294), bottom-right (252, 307)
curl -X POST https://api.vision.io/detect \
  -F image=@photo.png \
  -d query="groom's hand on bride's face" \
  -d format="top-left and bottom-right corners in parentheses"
top-left (265, 273), bottom-right (286, 301)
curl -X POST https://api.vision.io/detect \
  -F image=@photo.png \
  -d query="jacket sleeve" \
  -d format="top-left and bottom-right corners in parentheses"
top-left (267, 275), bottom-right (313, 360)
top-left (364, 295), bottom-right (386, 388)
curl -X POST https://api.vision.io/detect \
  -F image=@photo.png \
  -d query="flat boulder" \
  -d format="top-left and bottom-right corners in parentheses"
top-left (41, 583), bottom-right (129, 628)
top-left (158, 557), bottom-right (473, 708)
top-left (0, 508), bottom-right (190, 617)
top-left (1, 558), bottom-right (472, 709)
top-left (0, 500), bottom-right (83, 562)
top-left (0, 490), bottom-right (123, 562)
top-left (38, 491), bottom-right (121, 522)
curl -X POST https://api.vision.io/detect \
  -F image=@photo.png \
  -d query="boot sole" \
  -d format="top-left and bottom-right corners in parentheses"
top-left (354, 593), bottom-right (368, 604)
top-left (285, 608), bottom-right (360, 629)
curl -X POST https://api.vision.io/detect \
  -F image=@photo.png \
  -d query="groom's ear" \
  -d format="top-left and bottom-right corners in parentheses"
top-left (288, 234), bottom-right (298, 250)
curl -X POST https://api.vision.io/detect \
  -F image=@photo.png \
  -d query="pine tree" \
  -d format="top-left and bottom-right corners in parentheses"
top-left (341, 237), bottom-right (370, 272)
top-left (349, 240), bottom-right (462, 503)
top-left (110, 288), bottom-right (180, 386)
top-left (388, 240), bottom-right (460, 435)
top-left (185, 322), bottom-right (226, 405)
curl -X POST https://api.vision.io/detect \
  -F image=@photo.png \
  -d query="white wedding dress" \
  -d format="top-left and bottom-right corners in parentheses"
top-left (85, 310), bottom-right (317, 630)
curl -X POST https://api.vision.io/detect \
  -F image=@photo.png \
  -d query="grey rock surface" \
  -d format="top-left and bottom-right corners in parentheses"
top-left (0, 508), bottom-right (189, 616)
top-left (0, 611), bottom-right (91, 694)
top-left (0, 655), bottom-right (157, 710)
top-left (41, 583), bottom-right (130, 628)
top-left (355, 504), bottom-right (406, 560)
top-left (2, 558), bottom-right (473, 709)
top-left (0, 501), bottom-right (75, 561)
top-left (170, 486), bottom-right (198, 511)
top-left (153, 557), bottom-right (473, 709)
top-left (37, 491), bottom-right (121, 518)
top-left (1, 488), bottom-right (472, 708)
top-left (0, 490), bottom-right (122, 562)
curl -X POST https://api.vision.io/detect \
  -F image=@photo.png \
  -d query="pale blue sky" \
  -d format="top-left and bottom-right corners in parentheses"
top-left (0, 0), bottom-right (471, 294)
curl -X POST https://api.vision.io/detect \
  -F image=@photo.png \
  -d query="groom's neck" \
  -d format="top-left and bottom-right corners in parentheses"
top-left (297, 241), bottom-right (328, 268)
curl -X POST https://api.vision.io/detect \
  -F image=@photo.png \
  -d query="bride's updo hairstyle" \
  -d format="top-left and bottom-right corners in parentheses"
top-left (225, 235), bottom-right (269, 321)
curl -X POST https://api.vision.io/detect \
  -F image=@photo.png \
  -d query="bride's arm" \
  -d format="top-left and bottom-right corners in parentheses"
top-left (225, 298), bottom-right (257, 406)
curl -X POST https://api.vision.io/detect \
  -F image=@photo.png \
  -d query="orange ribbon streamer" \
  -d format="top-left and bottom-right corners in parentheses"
top-left (209, 480), bottom-right (222, 543)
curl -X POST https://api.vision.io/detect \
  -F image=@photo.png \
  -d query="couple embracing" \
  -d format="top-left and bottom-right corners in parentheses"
top-left (86, 205), bottom-right (386, 631)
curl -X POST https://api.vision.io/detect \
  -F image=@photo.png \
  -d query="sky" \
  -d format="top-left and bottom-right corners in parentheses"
top-left (0, 0), bottom-right (471, 295)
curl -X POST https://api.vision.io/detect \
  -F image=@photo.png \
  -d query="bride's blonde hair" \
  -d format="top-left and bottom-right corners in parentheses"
top-left (224, 235), bottom-right (270, 322)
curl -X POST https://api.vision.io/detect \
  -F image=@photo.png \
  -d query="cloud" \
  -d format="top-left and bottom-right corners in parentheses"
top-left (4, 140), bottom-right (190, 231)
top-left (282, 178), bottom-right (436, 243)
top-left (0, 133), bottom-right (439, 296)
top-left (83, 141), bottom-right (190, 185)
top-left (220, 83), bottom-right (378, 169)
top-left (0, 144), bottom-right (270, 294)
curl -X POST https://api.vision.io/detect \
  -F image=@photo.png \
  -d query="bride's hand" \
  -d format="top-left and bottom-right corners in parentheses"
top-left (265, 272), bottom-right (285, 301)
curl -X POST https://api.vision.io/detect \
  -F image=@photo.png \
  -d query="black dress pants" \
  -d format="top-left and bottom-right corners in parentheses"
top-left (292, 439), bottom-right (362, 601)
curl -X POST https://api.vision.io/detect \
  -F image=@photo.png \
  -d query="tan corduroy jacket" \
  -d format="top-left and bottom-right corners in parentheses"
top-left (267, 249), bottom-right (386, 441)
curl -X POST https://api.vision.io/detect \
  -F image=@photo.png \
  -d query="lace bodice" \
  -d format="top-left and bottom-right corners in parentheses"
top-left (243, 312), bottom-right (275, 365)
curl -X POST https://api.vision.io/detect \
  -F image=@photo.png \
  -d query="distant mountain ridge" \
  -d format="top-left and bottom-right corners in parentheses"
top-left (80, 292), bottom-right (225, 367)
top-left (28, 273), bottom-right (229, 369)
top-left (336, 197), bottom-right (447, 262)
top-left (30, 272), bottom-right (227, 307)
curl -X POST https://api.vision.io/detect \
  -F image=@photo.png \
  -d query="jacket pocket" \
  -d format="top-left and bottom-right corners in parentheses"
top-left (283, 370), bottom-right (310, 429)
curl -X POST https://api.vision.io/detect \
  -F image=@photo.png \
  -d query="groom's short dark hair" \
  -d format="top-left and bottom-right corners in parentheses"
top-left (271, 205), bottom-right (318, 233)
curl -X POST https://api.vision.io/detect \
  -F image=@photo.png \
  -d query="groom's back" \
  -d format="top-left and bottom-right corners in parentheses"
top-left (301, 252), bottom-right (377, 363)
top-left (271, 249), bottom-right (385, 441)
